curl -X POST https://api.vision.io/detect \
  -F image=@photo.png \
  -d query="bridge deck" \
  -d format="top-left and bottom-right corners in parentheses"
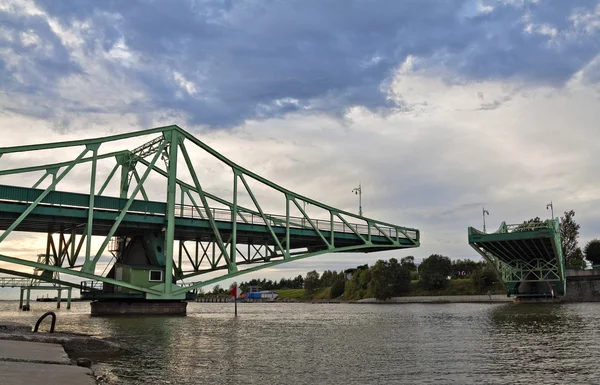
top-left (0, 185), bottom-right (417, 251)
top-left (469, 231), bottom-right (558, 264)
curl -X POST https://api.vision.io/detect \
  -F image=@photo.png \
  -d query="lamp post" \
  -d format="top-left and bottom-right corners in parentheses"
top-left (546, 201), bottom-right (554, 219)
top-left (482, 206), bottom-right (489, 233)
top-left (302, 201), bottom-right (309, 227)
top-left (352, 183), bottom-right (362, 216)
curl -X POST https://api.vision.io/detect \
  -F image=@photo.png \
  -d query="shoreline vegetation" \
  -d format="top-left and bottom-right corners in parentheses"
top-left (274, 279), bottom-right (505, 302)
top-left (200, 208), bottom-right (590, 303)
top-left (199, 255), bottom-right (506, 303)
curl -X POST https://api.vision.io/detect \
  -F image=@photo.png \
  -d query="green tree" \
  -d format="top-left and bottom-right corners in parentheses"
top-left (419, 254), bottom-right (452, 290)
top-left (304, 270), bottom-right (320, 298)
top-left (359, 268), bottom-right (373, 298)
top-left (293, 275), bottom-right (304, 289)
top-left (452, 259), bottom-right (479, 278)
top-left (514, 217), bottom-right (543, 232)
top-left (343, 274), bottom-right (357, 299)
top-left (370, 260), bottom-right (394, 300)
top-left (561, 210), bottom-right (581, 267)
top-left (471, 265), bottom-right (497, 291)
top-left (400, 256), bottom-right (417, 271)
top-left (389, 258), bottom-right (411, 295)
top-left (212, 284), bottom-right (221, 295)
top-left (584, 239), bottom-right (600, 266)
top-left (330, 275), bottom-right (345, 298)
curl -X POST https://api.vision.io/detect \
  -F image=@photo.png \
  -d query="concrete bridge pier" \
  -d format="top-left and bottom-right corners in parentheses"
top-left (90, 300), bottom-right (187, 316)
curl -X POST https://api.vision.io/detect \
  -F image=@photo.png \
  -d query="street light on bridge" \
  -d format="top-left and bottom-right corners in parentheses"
top-left (546, 201), bottom-right (554, 219)
top-left (482, 206), bottom-right (489, 233)
top-left (352, 183), bottom-right (363, 216)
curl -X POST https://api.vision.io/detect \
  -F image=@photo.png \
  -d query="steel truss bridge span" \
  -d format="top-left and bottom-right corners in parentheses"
top-left (0, 125), bottom-right (419, 301)
top-left (469, 219), bottom-right (565, 298)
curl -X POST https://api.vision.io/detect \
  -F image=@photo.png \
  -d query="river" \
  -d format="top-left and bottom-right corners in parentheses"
top-left (0, 301), bottom-right (598, 384)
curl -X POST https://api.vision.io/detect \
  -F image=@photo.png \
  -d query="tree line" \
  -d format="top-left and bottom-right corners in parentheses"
top-left (206, 209), bottom-right (592, 300)
top-left (519, 209), bottom-right (598, 268)
top-left (340, 255), bottom-right (495, 301)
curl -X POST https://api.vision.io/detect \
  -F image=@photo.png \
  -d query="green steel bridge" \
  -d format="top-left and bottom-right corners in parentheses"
top-left (468, 219), bottom-right (565, 298)
top-left (0, 125), bottom-right (420, 305)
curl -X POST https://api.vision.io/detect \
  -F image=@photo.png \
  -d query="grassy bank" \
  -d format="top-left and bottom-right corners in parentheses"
top-left (276, 288), bottom-right (330, 300)
top-left (408, 279), bottom-right (505, 296)
top-left (275, 279), bottom-right (504, 301)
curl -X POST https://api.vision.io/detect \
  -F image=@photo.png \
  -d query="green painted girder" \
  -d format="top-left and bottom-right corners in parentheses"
top-left (0, 125), bottom-right (420, 300)
top-left (468, 219), bottom-right (565, 297)
top-left (0, 189), bottom-right (414, 249)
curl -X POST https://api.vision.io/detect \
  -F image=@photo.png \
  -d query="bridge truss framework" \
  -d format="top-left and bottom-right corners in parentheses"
top-left (0, 125), bottom-right (420, 301)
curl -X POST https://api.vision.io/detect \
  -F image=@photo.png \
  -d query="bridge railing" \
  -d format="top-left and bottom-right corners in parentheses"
top-left (80, 280), bottom-right (103, 293)
top-left (0, 277), bottom-right (34, 288)
top-left (176, 204), bottom-right (416, 240)
top-left (504, 220), bottom-right (555, 233)
top-left (0, 185), bottom-right (418, 241)
top-left (471, 219), bottom-right (557, 235)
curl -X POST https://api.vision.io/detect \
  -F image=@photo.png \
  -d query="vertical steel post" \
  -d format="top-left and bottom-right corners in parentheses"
top-left (56, 289), bottom-right (62, 309)
top-left (25, 289), bottom-right (30, 309)
top-left (285, 196), bottom-right (290, 255)
top-left (70, 228), bottom-right (76, 266)
top-left (164, 130), bottom-right (179, 296)
top-left (231, 171), bottom-right (238, 264)
top-left (178, 241), bottom-right (183, 278)
top-left (67, 288), bottom-right (72, 310)
top-left (180, 186), bottom-right (184, 217)
top-left (58, 231), bottom-right (63, 267)
top-left (18, 288), bottom-right (23, 309)
top-left (84, 145), bottom-right (99, 271)
top-left (120, 157), bottom-right (130, 199)
top-left (45, 232), bottom-right (52, 263)
top-left (330, 211), bottom-right (335, 247)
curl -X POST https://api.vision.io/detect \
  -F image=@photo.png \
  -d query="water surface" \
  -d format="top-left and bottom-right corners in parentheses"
top-left (0, 301), bottom-right (598, 384)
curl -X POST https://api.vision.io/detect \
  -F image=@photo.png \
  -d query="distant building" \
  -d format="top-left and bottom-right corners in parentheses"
top-left (247, 285), bottom-right (261, 293)
top-left (246, 291), bottom-right (278, 301)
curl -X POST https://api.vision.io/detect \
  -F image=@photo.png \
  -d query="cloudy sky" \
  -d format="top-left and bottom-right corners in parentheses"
top-left (1, 0), bottom-right (600, 297)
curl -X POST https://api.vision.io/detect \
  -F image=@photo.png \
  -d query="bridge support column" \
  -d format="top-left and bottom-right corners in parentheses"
top-left (67, 288), bottom-right (72, 310)
top-left (18, 288), bottom-right (23, 310)
top-left (56, 289), bottom-right (62, 309)
top-left (25, 289), bottom-right (30, 310)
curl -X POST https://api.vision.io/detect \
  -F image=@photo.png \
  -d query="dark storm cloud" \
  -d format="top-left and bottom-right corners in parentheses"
top-left (2, 0), bottom-right (600, 128)
top-left (0, 5), bottom-right (82, 101)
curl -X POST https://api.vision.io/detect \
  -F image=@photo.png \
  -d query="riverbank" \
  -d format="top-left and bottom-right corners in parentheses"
top-left (0, 339), bottom-right (95, 385)
top-left (0, 321), bottom-right (131, 384)
top-left (356, 294), bottom-right (511, 304)
top-left (270, 279), bottom-right (505, 302)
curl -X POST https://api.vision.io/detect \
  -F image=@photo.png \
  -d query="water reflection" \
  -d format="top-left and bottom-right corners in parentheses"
top-left (491, 303), bottom-right (577, 334)
top-left (2, 301), bottom-right (600, 384)
top-left (483, 303), bottom-right (595, 384)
